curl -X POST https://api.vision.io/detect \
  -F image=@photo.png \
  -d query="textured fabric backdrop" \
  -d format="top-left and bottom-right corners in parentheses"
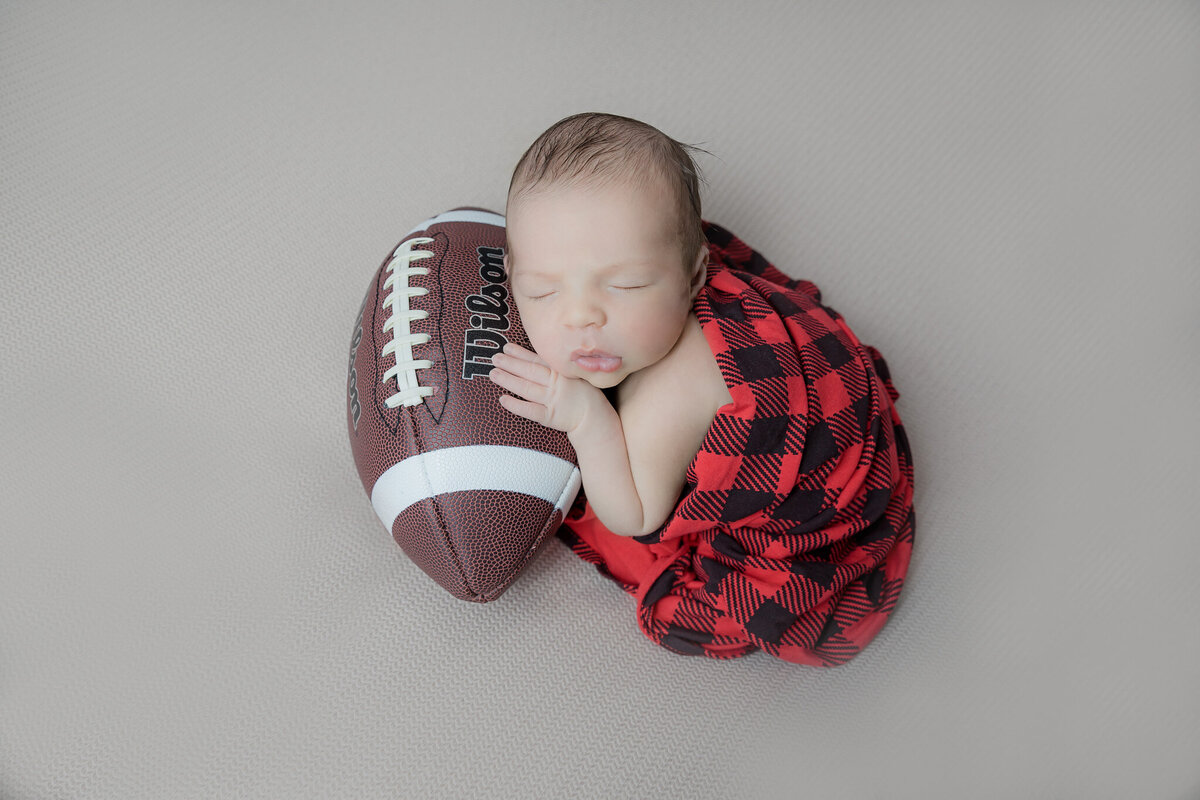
top-left (2, 2), bottom-right (1198, 798)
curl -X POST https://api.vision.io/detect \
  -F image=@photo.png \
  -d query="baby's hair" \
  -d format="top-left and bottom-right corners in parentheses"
top-left (507, 112), bottom-right (711, 271)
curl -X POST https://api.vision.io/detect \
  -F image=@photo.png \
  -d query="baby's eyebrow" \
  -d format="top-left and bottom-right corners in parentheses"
top-left (599, 261), bottom-right (650, 273)
top-left (511, 268), bottom-right (553, 279)
top-left (508, 260), bottom-right (652, 284)
top-left (515, 261), bottom-right (649, 279)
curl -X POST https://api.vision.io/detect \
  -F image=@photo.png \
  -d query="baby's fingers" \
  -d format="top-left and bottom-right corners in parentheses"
top-left (492, 351), bottom-right (551, 384)
top-left (497, 393), bottom-right (550, 426)
top-left (488, 362), bottom-right (548, 404)
top-left (501, 342), bottom-right (544, 364)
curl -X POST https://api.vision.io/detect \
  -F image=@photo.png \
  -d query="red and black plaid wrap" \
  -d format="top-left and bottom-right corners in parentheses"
top-left (557, 221), bottom-right (915, 666)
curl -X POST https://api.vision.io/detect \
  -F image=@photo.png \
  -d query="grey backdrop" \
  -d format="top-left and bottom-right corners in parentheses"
top-left (3, 2), bottom-right (1198, 798)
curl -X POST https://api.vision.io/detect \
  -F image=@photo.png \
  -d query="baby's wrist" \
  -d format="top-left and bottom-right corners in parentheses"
top-left (566, 389), bottom-right (619, 445)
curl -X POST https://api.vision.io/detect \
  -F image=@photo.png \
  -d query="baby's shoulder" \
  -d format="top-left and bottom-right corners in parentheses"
top-left (619, 314), bottom-right (732, 422)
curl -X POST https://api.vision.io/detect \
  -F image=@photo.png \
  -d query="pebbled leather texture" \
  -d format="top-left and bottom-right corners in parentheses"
top-left (348, 208), bottom-right (579, 601)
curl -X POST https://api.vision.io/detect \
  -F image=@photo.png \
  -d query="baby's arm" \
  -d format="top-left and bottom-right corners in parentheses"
top-left (487, 340), bottom-right (657, 534)
top-left (555, 392), bottom-right (656, 536)
top-left (612, 315), bottom-right (731, 533)
top-left (490, 325), bottom-right (727, 536)
top-left (489, 343), bottom-right (671, 536)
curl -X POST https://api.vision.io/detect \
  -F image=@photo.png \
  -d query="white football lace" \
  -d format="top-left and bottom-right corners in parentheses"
top-left (380, 237), bottom-right (436, 408)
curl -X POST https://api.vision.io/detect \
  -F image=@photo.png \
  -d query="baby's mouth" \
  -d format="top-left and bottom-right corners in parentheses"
top-left (571, 349), bottom-right (622, 373)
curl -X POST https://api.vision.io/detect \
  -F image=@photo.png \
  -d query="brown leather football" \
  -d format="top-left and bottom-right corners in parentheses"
top-left (347, 208), bottom-right (580, 602)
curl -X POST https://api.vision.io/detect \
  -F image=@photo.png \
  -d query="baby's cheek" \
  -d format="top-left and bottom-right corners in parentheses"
top-left (628, 310), bottom-right (684, 359)
top-left (514, 304), bottom-right (546, 350)
top-left (518, 316), bottom-right (561, 367)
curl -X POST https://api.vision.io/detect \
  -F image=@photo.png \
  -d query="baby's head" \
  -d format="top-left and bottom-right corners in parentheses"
top-left (504, 112), bottom-right (710, 389)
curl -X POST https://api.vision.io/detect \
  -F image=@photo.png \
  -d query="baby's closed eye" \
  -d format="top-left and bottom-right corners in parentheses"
top-left (513, 286), bottom-right (554, 302)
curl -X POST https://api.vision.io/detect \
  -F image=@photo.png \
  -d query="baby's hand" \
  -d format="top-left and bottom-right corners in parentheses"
top-left (489, 343), bottom-right (605, 434)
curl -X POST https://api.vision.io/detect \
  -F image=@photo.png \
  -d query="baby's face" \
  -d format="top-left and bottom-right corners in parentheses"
top-left (505, 176), bottom-right (704, 389)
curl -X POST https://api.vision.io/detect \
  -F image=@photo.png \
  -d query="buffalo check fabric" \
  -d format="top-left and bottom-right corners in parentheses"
top-left (557, 221), bottom-right (916, 666)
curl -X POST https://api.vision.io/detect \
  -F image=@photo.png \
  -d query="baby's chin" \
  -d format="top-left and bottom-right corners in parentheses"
top-left (580, 371), bottom-right (626, 389)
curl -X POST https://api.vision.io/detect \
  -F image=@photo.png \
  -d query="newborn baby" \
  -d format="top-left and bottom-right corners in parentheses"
top-left (491, 112), bottom-right (730, 536)
top-left (491, 112), bottom-right (915, 665)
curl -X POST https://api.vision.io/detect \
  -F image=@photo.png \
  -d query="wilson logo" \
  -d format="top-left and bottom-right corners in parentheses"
top-left (462, 246), bottom-right (510, 380)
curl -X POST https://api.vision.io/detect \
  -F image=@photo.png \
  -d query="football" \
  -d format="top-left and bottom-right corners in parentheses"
top-left (347, 208), bottom-right (581, 602)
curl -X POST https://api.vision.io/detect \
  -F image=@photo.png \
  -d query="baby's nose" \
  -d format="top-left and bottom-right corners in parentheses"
top-left (564, 295), bottom-right (605, 328)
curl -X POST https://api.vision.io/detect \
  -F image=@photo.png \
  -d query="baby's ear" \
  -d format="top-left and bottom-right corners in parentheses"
top-left (688, 245), bottom-right (709, 299)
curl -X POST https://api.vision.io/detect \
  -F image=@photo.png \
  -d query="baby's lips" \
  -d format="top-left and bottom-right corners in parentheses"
top-left (571, 350), bottom-right (622, 373)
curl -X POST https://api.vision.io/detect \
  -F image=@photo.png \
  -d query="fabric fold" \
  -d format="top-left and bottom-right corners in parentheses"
top-left (557, 221), bottom-right (915, 666)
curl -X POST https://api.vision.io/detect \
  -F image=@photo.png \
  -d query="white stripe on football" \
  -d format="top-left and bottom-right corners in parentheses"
top-left (371, 444), bottom-right (581, 533)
